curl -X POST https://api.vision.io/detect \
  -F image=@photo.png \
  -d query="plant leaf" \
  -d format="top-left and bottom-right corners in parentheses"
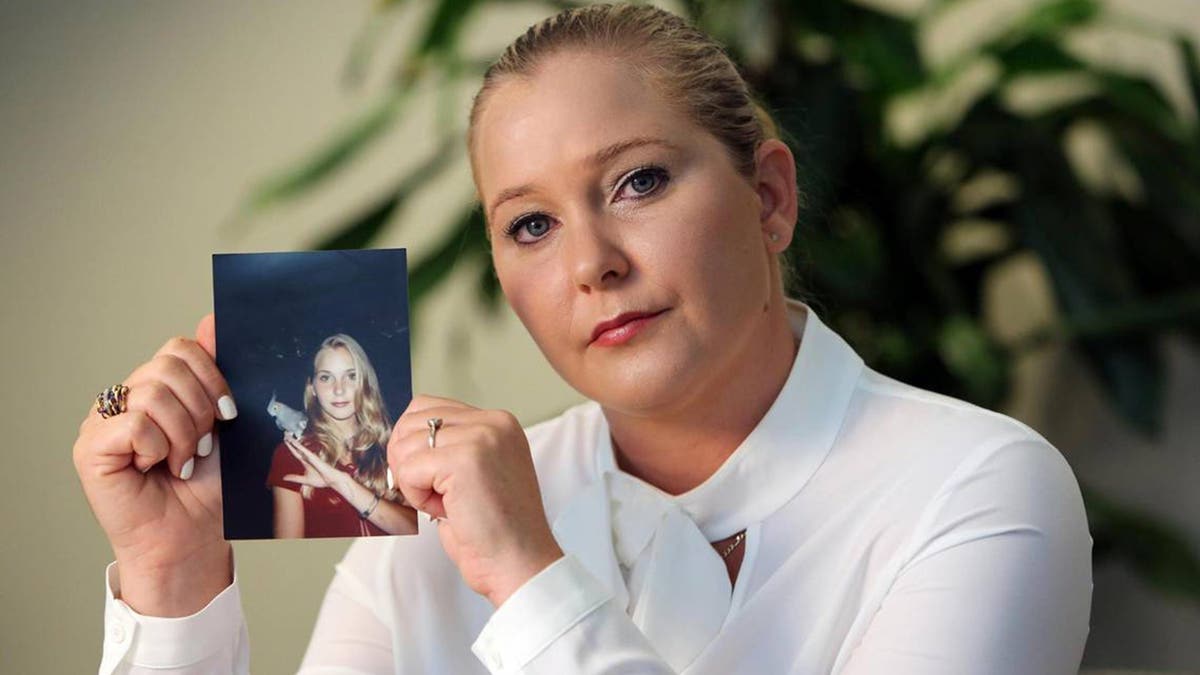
top-left (312, 135), bottom-right (459, 250)
top-left (937, 314), bottom-right (1009, 407)
top-left (1003, 0), bottom-right (1100, 40)
top-left (341, 5), bottom-right (408, 89)
top-left (990, 35), bottom-right (1085, 78)
top-left (476, 257), bottom-right (503, 314)
top-left (1178, 35), bottom-right (1200, 127)
top-left (408, 205), bottom-right (488, 316)
top-left (412, 0), bottom-right (481, 58)
top-left (234, 89), bottom-right (408, 221)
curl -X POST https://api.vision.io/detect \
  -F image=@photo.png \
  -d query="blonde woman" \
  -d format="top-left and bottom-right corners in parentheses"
top-left (75, 3), bottom-right (1091, 673)
top-left (267, 333), bottom-right (418, 538)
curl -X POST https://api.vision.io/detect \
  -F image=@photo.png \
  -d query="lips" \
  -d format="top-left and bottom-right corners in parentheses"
top-left (590, 309), bottom-right (668, 345)
top-left (331, 401), bottom-right (350, 407)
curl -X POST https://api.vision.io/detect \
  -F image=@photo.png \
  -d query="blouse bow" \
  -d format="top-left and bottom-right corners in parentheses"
top-left (551, 470), bottom-right (732, 671)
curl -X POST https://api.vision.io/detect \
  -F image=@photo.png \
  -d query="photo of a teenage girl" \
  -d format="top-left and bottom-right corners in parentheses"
top-left (265, 333), bottom-right (418, 538)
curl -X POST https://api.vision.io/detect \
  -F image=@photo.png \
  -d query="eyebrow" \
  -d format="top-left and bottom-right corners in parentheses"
top-left (487, 136), bottom-right (679, 222)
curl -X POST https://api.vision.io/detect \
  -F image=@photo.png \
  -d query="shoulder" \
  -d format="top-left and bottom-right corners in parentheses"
top-left (844, 367), bottom-right (1059, 478)
top-left (831, 366), bottom-right (1087, 548)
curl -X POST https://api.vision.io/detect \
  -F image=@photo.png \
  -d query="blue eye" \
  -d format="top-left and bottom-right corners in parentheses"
top-left (628, 166), bottom-right (667, 195)
top-left (504, 214), bottom-right (554, 244)
top-left (621, 167), bottom-right (668, 197)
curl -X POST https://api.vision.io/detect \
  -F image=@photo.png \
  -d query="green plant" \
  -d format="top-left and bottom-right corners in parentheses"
top-left (232, 0), bottom-right (1200, 603)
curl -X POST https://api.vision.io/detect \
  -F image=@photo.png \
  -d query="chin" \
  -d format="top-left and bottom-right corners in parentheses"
top-left (577, 349), bottom-right (700, 414)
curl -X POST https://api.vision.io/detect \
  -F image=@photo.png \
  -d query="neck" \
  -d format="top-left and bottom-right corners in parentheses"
top-left (602, 297), bottom-right (801, 496)
top-left (329, 416), bottom-right (359, 443)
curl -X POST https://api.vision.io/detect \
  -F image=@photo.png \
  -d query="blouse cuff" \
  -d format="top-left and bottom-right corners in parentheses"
top-left (471, 553), bottom-right (612, 673)
top-left (100, 558), bottom-right (244, 671)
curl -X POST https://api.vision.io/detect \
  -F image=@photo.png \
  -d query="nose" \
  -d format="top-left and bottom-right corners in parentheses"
top-left (567, 216), bottom-right (630, 293)
top-left (333, 378), bottom-right (344, 395)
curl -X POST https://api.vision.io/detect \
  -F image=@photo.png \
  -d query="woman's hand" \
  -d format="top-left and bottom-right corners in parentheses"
top-left (388, 395), bottom-right (563, 608)
top-left (72, 313), bottom-right (235, 617)
top-left (281, 432), bottom-right (340, 490)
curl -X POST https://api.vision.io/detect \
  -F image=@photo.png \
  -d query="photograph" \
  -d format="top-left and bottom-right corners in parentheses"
top-left (212, 248), bottom-right (419, 540)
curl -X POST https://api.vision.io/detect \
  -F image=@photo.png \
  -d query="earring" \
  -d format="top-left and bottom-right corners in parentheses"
top-left (768, 232), bottom-right (780, 242)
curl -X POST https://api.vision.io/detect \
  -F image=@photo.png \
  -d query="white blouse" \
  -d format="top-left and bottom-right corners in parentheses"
top-left (99, 300), bottom-right (1093, 674)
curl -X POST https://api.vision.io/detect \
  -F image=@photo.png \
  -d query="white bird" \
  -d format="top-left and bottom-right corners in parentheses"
top-left (267, 392), bottom-right (308, 438)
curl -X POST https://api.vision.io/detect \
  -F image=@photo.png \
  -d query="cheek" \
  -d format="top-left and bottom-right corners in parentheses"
top-left (638, 195), bottom-right (749, 283)
top-left (498, 260), bottom-right (579, 360)
top-left (646, 186), bottom-right (766, 317)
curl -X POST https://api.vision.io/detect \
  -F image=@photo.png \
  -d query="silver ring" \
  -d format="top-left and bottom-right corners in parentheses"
top-left (426, 417), bottom-right (443, 448)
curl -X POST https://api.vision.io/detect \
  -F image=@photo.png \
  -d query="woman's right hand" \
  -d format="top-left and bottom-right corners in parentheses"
top-left (73, 313), bottom-right (237, 617)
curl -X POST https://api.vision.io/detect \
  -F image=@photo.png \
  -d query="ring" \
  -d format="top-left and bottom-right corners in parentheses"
top-left (426, 417), bottom-right (443, 448)
top-left (96, 384), bottom-right (130, 419)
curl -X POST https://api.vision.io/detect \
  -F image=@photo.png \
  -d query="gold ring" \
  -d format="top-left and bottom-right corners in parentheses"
top-left (96, 384), bottom-right (130, 419)
top-left (427, 417), bottom-right (443, 448)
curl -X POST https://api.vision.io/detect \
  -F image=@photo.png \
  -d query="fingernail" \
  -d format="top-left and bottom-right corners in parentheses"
top-left (217, 395), bottom-right (238, 420)
top-left (386, 468), bottom-right (395, 491)
top-left (180, 457), bottom-right (195, 481)
top-left (197, 432), bottom-right (213, 458)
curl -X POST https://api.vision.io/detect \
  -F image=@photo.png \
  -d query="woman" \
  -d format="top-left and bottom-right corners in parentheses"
top-left (267, 333), bottom-right (419, 538)
top-left (74, 4), bottom-right (1092, 674)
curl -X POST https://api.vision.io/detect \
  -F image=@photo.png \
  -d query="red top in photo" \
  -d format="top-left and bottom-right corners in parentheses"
top-left (265, 437), bottom-right (388, 538)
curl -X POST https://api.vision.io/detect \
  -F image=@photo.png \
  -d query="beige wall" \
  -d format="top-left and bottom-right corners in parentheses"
top-left (0, 0), bottom-right (1196, 672)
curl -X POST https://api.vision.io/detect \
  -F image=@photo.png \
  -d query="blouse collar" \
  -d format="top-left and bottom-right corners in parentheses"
top-left (590, 299), bottom-right (865, 540)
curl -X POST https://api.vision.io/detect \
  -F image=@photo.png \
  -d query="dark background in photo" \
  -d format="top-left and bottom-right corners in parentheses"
top-left (213, 249), bottom-right (411, 540)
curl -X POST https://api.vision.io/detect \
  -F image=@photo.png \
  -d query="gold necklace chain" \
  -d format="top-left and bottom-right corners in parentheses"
top-left (715, 530), bottom-right (746, 559)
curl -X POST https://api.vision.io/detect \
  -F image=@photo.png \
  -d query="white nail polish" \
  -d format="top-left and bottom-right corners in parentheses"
top-left (180, 457), bottom-right (195, 481)
top-left (386, 468), bottom-right (395, 491)
top-left (217, 395), bottom-right (238, 420)
top-left (197, 433), bottom-right (213, 458)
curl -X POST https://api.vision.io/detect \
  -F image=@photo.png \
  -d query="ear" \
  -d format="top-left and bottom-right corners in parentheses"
top-left (753, 139), bottom-right (799, 254)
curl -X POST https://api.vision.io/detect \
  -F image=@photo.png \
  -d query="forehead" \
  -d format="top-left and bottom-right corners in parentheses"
top-left (474, 51), bottom-right (698, 203)
top-left (315, 346), bottom-right (354, 369)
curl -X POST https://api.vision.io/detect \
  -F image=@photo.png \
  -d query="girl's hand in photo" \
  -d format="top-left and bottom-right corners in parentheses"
top-left (388, 395), bottom-right (564, 608)
top-left (72, 313), bottom-right (234, 617)
top-left (281, 432), bottom-right (339, 490)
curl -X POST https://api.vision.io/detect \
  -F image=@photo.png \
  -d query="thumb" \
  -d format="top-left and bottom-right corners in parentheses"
top-left (195, 313), bottom-right (216, 359)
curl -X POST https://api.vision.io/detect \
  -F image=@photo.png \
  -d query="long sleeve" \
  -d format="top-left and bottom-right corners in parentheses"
top-left (99, 561), bottom-right (249, 674)
top-left (836, 439), bottom-right (1093, 675)
top-left (472, 554), bottom-right (676, 674)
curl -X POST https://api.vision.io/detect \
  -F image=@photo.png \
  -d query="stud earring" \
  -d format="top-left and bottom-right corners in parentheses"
top-left (769, 232), bottom-right (780, 242)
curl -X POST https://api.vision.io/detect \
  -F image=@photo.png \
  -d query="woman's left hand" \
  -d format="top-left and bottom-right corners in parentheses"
top-left (388, 395), bottom-right (563, 608)
top-left (281, 432), bottom-right (343, 490)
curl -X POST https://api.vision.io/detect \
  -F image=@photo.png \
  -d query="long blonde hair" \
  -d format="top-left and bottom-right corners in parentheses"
top-left (302, 334), bottom-right (392, 497)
